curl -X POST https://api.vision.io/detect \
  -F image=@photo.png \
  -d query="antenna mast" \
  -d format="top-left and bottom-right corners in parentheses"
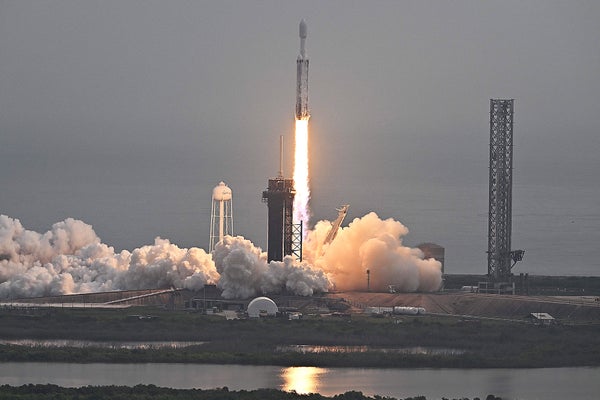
top-left (278, 135), bottom-right (284, 178)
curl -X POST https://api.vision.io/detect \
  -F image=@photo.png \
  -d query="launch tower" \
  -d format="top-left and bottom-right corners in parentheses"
top-left (262, 137), bottom-right (300, 262)
top-left (262, 177), bottom-right (295, 262)
top-left (487, 99), bottom-right (524, 283)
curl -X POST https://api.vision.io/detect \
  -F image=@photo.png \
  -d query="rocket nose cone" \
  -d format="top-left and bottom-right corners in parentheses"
top-left (299, 19), bottom-right (307, 38)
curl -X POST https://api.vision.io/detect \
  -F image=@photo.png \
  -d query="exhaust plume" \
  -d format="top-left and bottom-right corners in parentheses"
top-left (293, 118), bottom-right (311, 229)
top-left (212, 235), bottom-right (329, 299)
top-left (0, 213), bottom-right (441, 299)
top-left (303, 212), bottom-right (442, 292)
top-left (0, 215), bottom-right (218, 299)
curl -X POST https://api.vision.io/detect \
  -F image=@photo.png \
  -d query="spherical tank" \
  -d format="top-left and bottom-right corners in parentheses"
top-left (212, 181), bottom-right (232, 201)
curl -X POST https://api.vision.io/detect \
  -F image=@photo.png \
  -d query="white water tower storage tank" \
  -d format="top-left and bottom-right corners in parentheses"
top-left (209, 181), bottom-right (233, 253)
top-left (247, 296), bottom-right (278, 318)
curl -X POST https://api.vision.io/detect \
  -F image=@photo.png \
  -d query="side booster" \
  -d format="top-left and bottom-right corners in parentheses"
top-left (296, 19), bottom-right (309, 120)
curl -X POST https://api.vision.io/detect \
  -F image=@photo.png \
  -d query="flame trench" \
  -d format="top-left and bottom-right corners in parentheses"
top-left (293, 118), bottom-right (310, 229)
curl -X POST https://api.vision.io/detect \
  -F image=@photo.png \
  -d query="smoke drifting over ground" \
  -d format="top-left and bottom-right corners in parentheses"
top-left (0, 213), bottom-right (441, 299)
top-left (213, 236), bottom-right (329, 299)
top-left (0, 215), bottom-right (218, 299)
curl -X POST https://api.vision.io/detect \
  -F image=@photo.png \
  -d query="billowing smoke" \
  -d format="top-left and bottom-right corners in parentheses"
top-left (212, 236), bottom-right (329, 299)
top-left (0, 212), bottom-right (441, 299)
top-left (303, 212), bottom-right (442, 292)
top-left (0, 215), bottom-right (217, 299)
top-left (0, 215), bottom-right (330, 300)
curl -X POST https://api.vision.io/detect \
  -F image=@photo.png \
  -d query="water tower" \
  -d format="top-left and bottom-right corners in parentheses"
top-left (209, 181), bottom-right (233, 253)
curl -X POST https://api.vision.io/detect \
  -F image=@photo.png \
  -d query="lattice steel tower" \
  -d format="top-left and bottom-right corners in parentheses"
top-left (488, 99), bottom-right (523, 281)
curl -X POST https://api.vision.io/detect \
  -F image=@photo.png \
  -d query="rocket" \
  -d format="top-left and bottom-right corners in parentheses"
top-left (296, 19), bottom-right (310, 120)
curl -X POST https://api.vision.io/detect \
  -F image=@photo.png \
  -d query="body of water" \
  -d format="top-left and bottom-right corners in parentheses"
top-left (0, 362), bottom-right (598, 400)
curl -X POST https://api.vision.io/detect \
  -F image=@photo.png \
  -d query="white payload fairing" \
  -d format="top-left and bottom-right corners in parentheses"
top-left (296, 19), bottom-right (309, 120)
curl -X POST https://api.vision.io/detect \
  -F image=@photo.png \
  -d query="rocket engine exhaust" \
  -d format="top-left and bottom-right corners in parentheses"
top-left (0, 212), bottom-right (441, 299)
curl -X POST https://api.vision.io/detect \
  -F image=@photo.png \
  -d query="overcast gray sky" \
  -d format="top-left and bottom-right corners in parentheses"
top-left (1, 1), bottom-right (599, 274)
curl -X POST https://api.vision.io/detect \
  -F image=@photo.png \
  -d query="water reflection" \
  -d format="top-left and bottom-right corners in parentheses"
top-left (0, 363), bottom-right (598, 400)
top-left (281, 366), bottom-right (327, 394)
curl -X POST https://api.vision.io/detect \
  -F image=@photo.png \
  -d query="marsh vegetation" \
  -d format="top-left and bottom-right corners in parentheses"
top-left (0, 307), bottom-right (599, 368)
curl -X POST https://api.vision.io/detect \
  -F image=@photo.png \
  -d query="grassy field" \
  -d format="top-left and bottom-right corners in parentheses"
top-left (0, 306), bottom-right (599, 368)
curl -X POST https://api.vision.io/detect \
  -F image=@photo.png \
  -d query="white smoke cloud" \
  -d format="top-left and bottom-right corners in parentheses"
top-left (0, 215), bottom-right (218, 299)
top-left (303, 212), bottom-right (442, 292)
top-left (0, 212), bottom-right (441, 299)
top-left (212, 235), bottom-right (329, 299)
top-left (115, 238), bottom-right (219, 291)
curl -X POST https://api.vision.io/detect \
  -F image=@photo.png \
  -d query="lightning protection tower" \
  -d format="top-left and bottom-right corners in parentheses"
top-left (209, 181), bottom-right (233, 253)
top-left (487, 99), bottom-right (523, 283)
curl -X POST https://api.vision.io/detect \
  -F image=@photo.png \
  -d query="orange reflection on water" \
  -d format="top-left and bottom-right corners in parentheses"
top-left (281, 366), bottom-right (327, 394)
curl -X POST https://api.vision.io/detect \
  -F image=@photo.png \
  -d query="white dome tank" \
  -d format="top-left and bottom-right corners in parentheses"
top-left (247, 296), bottom-right (278, 318)
top-left (212, 181), bottom-right (232, 201)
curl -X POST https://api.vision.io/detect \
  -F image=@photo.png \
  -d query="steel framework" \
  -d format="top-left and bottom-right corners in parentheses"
top-left (291, 222), bottom-right (303, 261)
top-left (488, 99), bottom-right (522, 280)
